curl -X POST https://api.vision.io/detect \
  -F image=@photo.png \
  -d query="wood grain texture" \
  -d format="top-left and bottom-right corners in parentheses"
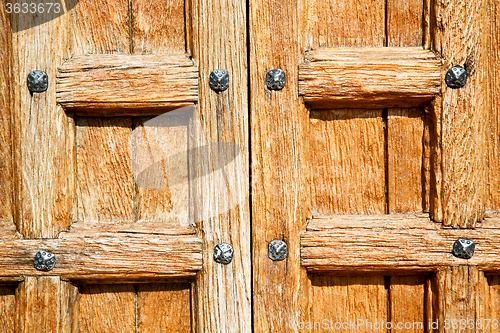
top-left (432, 267), bottom-right (487, 333)
top-left (302, 215), bottom-right (500, 273)
top-left (433, 0), bottom-right (487, 227)
top-left (387, 109), bottom-right (424, 213)
top-left (386, 0), bottom-right (425, 214)
top-left (138, 283), bottom-right (192, 333)
top-left (299, 48), bottom-right (441, 109)
top-left (0, 226), bottom-right (202, 280)
top-left (78, 284), bottom-right (136, 333)
top-left (310, 276), bottom-right (387, 332)
top-left (310, 110), bottom-right (385, 215)
top-left (193, 0), bottom-right (251, 331)
top-left (0, 1), bottom-right (13, 227)
top-left (11, 0), bottom-right (75, 238)
top-left (486, 0), bottom-right (500, 212)
top-left (251, 0), bottom-right (311, 330)
top-left (301, 0), bottom-right (385, 48)
top-left (131, 0), bottom-right (186, 55)
top-left (76, 117), bottom-right (135, 222)
top-left (389, 276), bottom-right (426, 332)
top-left (16, 277), bottom-right (77, 333)
top-left (0, 286), bottom-right (16, 333)
top-left (485, 275), bottom-right (500, 332)
top-left (56, 55), bottom-right (198, 114)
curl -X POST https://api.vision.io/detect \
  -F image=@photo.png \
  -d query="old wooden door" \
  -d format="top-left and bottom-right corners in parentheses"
top-left (0, 0), bottom-right (250, 332)
top-left (251, 0), bottom-right (500, 332)
top-left (1, 0), bottom-right (500, 332)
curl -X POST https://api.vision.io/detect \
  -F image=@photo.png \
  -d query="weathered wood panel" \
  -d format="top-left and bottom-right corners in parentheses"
top-left (78, 284), bottom-right (136, 333)
top-left (132, 0), bottom-right (186, 55)
top-left (0, 286), bottom-right (16, 333)
top-left (11, 0), bottom-right (75, 238)
top-left (433, 0), bottom-right (487, 227)
top-left (76, 117), bottom-right (135, 222)
top-left (487, 0), bottom-right (500, 212)
top-left (16, 277), bottom-right (77, 333)
top-left (0, 228), bottom-right (202, 280)
top-left (56, 55), bottom-right (198, 114)
top-left (310, 276), bottom-right (387, 333)
top-left (302, 215), bottom-right (500, 273)
top-left (310, 110), bottom-right (385, 215)
top-left (299, 48), bottom-right (440, 109)
top-left (389, 276), bottom-right (426, 333)
top-left (0, 1), bottom-right (13, 227)
top-left (138, 284), bottom-right (192, 333)
top-left (193, 0), bottom-right (251, 331)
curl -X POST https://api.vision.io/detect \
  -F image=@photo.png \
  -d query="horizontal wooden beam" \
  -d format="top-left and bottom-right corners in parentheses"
top-left (299, 47), bottom-right (441, 109)
top-left (56, 54), bottom-right (198, 115)
top-left (0, 223), bottom-right (202, 281)
top-left (301, 214), bottom-right (500, 273)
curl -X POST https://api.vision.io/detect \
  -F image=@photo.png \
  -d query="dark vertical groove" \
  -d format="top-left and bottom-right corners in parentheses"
top-left (128, 0), bottom-right (134, 54)
top-left (383, 109), bottom-right (389, 214)
top-left (384, 0), bottom-right (389, 47)
top-left (385, 276), bottom-right (392, 333)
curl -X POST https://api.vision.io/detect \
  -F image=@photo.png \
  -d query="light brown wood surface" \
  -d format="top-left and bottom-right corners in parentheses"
top-left (433, 0), bottom-right (487, 228)
top-left (57, 54), bottom-right (198, 114)
top-left (0, 0), bottom-right (13, 227)
top-left (0, 286), bottom-right (15, 333)
top-left (11, 0), bottom-right (75, 238)
top-left (299, 48), bottom-right (440, 109)
top-left (192, 0), bottom-right (251, 331)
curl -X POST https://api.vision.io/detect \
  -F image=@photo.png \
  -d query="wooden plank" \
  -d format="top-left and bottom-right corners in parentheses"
top-left (386, 0), bottom-right (425, 214)
top-left (76, 117), bottom-right (135, 222)
top-left (387, 109), bottom-right (424, 213)
top-left (78, 284), bottom-right (136, 333)
top-left (56, 55), bottom-right (198, 114)
top-left (302, 215), bottom-right (500, 273)
top-left (486, 275), bottom-right (500, 332)
top-left (487, 0), bottom-right (500, 212)
top-left (0, 286), bottom-right (16, 333)
top-left (10, 0), bottom-right (75, 238)
top-left (389, 276), bottom-right (426, 332)
top-left (432, 267), bottom-right (487, 333)
top-left (299, 48), bottom-right (441, 109)
top-left (433, 0), bottom-right (487, 227)
top-left (192, 0), bottom-right (251, 331)
top-left (0, 0), bottom-right (13, 227)
top-left (0, 230), bottom-right (202, 280)
top-left (131, 0), bottom-right (186, 54)
top-left (310, 110), bottom-right (385, 214)
top-left (137, 283), bottom-right (192, 333)
top-left (302, 0), bottom-right (385, 48)
top-left (251, 0), bottom-right (311, 330)
top-left (16, 277), bottom-right (77, 333)
top-left (310, 276), bottom-right (387, 332)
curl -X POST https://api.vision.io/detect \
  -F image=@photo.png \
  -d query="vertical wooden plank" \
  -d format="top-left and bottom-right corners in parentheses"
top-left (432, 267), bottom-right (486, 333)
top-left (131, 0), bottom-right (190, 224)
top-left (193, 0), bottom-right (251, 331)
top-left (137, 283), bottom-right (192, 333)
top-left (386, 0), bottom-right (425, 214)
top-left (76, 117), bottom-right (135, 222)
top-left (311, 276), bottom-right (387, 333)
top-left (0, 286), bottom-right (16, 333)
top-left (486, 276), bottom-right (500, 333)
top-left (433, 0), bottom-right (487, 227)
top-left (17, 277), bottom-right (77, 333)
top-left (486, 0), bottom-right (500, 212)
top-left (78, 284), bottom-right (136, 333)
top-left (389, 276), bottom-right (426, 332)
top-left (310, 110), bottom-right (386, 215)
top-left (387, 109), bottom-right (424, 213)
top-left (11, 0), bottom-right (74, 238)
top-left (70, 0), bottom-right (133, 223)
top-left (251, 0), bottom-right (311, 330)
top-left (131, 0), bottom-right (185, 55)
top-left (0, 0), bottom-right (13, 227)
